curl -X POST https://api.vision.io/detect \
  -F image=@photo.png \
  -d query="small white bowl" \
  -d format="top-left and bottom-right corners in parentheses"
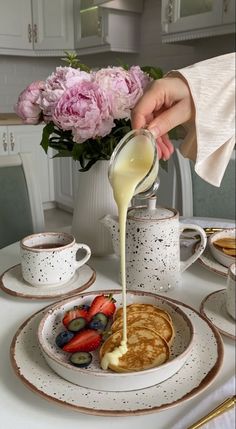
top-left (208, 229), bottom-right (236, 268)
top-left (38, 290), bottom-right (194, 392)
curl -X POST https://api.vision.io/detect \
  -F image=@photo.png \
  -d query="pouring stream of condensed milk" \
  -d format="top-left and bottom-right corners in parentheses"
top-left (101, 129), bottom-right (159, 370)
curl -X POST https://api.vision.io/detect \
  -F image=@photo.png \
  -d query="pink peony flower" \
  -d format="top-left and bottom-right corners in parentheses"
top-left (53, 80), bottom-right (114, 143)
top-left (14, 81), bottom-right (45, 124)
top-left (94, 66), bottom-right (151, 120)
top-left (41, 66), bottom-right (92, 121)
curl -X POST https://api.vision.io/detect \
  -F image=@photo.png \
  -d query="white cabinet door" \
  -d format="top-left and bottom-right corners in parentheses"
top-left (53, 157), bottom-right (74, 210)
top-left (32, 0), bottom-right (75, 51)
top-left (9, 125), bottom-right (54, 204)
top-left (162, 0), bottom-right (222, 34)
top-left (0, 0), bottom-right (32, 50)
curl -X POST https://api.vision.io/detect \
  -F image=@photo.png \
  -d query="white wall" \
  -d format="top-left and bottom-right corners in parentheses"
top-left (0, 0), bottom-right (234, 113)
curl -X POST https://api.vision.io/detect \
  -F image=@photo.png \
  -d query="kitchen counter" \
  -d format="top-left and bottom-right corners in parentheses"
top-left (0, 113), bottom-right (24, 125)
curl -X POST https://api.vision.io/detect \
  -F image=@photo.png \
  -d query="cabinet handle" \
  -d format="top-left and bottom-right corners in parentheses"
top-left (33, 24), bottom-right (38, 43)
top-left (10, 132), bottom-right (15, 151)
top-left (28, 24), bottom-right (32, 43)
top-left (97, 16), bottom-right (102, 37)
top-left (2, 132), bottom-right (7, 152)
top-left (223, 0), bottom-right (230, 13)
top-left (167, 0), bottom-right (174, 23)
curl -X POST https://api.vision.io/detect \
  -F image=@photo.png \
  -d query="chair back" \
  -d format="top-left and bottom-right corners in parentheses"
top-left (0, 153), bottom-right (45, 248)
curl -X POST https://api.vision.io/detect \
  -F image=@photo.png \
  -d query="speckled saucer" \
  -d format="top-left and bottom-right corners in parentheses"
top-left (0, 263), bottom-right (96, 300)
top-left (10, 292), bottom-right (223, 416)
top-left (200, 289), bottom-right (236, 340)
top-left (198, 244), bottom-right (228, 277)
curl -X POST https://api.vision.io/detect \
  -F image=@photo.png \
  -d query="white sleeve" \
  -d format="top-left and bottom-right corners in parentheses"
top-left (169, 53), bottom-right (235, 187)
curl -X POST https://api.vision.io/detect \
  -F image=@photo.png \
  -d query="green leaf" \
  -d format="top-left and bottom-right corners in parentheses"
top-left (141, 66), bottom-right (163, 80)
top-left (61, 51), bottom-right (90, 72)
top-left (159, 159), bottom-right (168, 172)
top-left (40, 122), bottom-right (54, 153)
top-left (79, 158), bottom-right (98, 172)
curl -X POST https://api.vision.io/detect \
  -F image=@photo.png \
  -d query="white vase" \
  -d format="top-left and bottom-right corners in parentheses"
top-left (72, 160), bottom-right (117, 256)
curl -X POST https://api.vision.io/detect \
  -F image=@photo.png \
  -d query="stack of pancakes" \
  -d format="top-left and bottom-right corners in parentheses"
top-left (99, 303), bottom-right (174, 373)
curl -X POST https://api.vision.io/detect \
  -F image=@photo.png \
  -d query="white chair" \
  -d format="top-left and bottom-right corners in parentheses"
top-left (0, 153), bottom-right (45, 248)
top-left (157, 145), bottom-right (235, 220)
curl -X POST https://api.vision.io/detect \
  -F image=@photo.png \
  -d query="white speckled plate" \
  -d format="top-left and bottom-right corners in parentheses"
top-left (10, 291), bottom-right (223, 416)
top-left (0, 264), bottom-right (96, 300)
top-left (200, 289), bottom-right (236, 341)
top-left (38, 292), bottom-right (194, 392)
top-left (198, 244), bottom-right (228, 277)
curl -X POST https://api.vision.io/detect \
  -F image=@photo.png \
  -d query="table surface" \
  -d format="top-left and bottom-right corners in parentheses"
top-left (0, 225), bottom-right (235, 429)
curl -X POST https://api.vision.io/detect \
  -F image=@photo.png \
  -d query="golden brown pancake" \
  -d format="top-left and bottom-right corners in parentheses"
top-left (100, 326), bottom-right (169, 372)
top-left (111, 311), bottom-right (174, 344)
top-left (114, 303), bottom-right (172, 323)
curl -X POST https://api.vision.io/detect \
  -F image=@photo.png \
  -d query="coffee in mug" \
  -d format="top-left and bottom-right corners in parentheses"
top-left (20, 232), bottom-right (91, 287)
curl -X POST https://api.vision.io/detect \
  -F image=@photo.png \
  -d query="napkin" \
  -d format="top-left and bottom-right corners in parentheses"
top-left (172, 376), bottom-right (235, 429)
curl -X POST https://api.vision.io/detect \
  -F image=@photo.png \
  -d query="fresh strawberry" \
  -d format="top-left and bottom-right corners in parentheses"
top-left (63, 329), bottom-right (102, 353)
top-left (88, 294), bottom-right (116, 321)
top-left (62, 306), bottom-right (88, 328)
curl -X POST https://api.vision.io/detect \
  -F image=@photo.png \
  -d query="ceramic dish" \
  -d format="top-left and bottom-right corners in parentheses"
top-left (198, 244), bottom-right (228, 277)
top-left (10, 294), bottom-right (224, 416)
top-left (208, 229), bottom-right (236, 268)
top-left (0, 263), bottom-right (96, 299)
top-left (200, 289), bottom-right (236, 340)
top-left (38, 291), bottom-right (194, 391)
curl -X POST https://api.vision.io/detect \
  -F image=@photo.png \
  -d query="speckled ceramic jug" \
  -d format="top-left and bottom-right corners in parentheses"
top-left (102, 198), bottom-right (207, 292)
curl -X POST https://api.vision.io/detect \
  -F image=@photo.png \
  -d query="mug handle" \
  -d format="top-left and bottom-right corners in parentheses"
top-left (179, 223), bottom-right (207, 273)
top-left (73, 243), bottom-right (91, 269)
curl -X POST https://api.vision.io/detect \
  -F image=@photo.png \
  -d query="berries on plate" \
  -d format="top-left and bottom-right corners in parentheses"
top-left (63, 329), bottom-right (102, 353)
top-left (55, 330), bottom-right (74, 348)
top-left (62, 306), bottom-right (88, 328)
top-left (88, 294), bottom-right (116, 321)
top-left (70, 351), bottom-right (92, 368)
top-left (67, 317), bottom-right (87, 332)
top-left (89, 312), bottom-right (108, 331)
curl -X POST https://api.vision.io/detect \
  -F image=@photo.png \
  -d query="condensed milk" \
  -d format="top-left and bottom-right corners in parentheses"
top-left (101, 129), bottom-right (158, 369)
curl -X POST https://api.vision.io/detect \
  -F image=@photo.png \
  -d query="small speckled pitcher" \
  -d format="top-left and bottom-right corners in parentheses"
top-left (102, 199), bottom-right (207, 292)
top-left (20, 232), bottom-right (91, 287)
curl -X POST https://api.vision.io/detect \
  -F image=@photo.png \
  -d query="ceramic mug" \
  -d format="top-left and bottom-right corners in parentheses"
top-left (20, 232), bottom-right (91, 287)
top-left (226, 262), bottom-right (236, 320)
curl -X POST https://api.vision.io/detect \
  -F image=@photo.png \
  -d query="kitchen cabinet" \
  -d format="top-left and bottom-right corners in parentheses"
top-left (0, 0), bottom-right (75, 56)
top-left (75, 0), bottom-right (143, 54)
top-left (161, 0), bottom-right (235, 43)
top-left (0, 125), bottom-right (54, 205)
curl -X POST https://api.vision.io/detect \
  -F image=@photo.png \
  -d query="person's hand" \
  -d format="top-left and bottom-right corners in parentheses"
top-left (131, 76), bottom-right (194, 160)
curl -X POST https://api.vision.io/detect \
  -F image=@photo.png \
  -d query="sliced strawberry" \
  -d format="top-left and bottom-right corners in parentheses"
top-left (63, 329), bottom-right (102, 353)
top-left (63, 306), bottom-right (88, 328)
top-left (88, 294), bottom-right (116, 321)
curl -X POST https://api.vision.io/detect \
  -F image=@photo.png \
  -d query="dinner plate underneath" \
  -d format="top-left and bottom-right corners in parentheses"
top-left (10, 292), bottom-right (223, 416)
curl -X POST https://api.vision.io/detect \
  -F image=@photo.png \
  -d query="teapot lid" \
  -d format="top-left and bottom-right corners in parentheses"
top-left (128, 197), bottom-right (177, 221)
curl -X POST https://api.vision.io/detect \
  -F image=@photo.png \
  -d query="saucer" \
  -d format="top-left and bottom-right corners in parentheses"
top-left (0, 263), bottom-right (96, 300)
top-left (200, 289), bottom-right (236, 340)
top-left (198, 244), bottom-right (228, 277)
top-left (10, 293), bottom-right (223, 415)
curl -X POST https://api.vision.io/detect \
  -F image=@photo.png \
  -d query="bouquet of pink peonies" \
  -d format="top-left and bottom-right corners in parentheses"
top-left (15, 53), bottom-right (165, 171)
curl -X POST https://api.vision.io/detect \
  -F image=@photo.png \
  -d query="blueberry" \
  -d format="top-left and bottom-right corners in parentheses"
top-left (70, 351), bottom-right (92, 368)
top-left (78, 304), bottom-right (90, 311)
top-left (89, 313), bottom-right (108, 331)
top-left (67, 317), bottom-right (87, 332)
top-left (55, 330), bottom-right (74, 348)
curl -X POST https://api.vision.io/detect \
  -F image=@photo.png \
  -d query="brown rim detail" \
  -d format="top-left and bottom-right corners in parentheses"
top-left (20, 232), bottom-right (75, 252)
top-left (128, 206), bottom-right (178, 222)
top-left (0, 264), bottom-right (96, 300)
top-left (10, 290), bottom-right (224, 416)
top-left (200, 289), bottom-right (236, 341)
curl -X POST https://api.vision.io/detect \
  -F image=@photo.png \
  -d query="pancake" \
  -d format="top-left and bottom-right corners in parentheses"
top-left (114, 303), bottom-right (172, 323)
top-left (99, 326), bottom-right (169, 373)
top-left (111, 312), bottom-right (174, 344)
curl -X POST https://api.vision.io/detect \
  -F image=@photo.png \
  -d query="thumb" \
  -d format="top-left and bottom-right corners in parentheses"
top-left (147, 99), bottom-right (190, 137)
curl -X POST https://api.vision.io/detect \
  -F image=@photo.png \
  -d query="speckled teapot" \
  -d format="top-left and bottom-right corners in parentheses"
top-left (101, 197), bottom-right (207, 292)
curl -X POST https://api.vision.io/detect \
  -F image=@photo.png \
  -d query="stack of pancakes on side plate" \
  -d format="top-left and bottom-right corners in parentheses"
top-left (99, 303), bottom-right (174, 373)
